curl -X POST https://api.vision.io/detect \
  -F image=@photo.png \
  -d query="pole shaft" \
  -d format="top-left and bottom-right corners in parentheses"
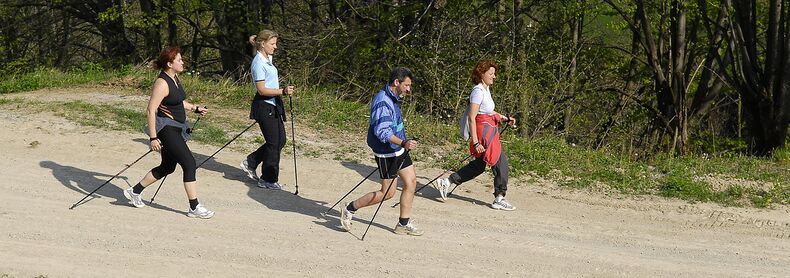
top-left (70, 150), bottom-right (152, 209)
top-left (325, 168), bottom-right (377, 215)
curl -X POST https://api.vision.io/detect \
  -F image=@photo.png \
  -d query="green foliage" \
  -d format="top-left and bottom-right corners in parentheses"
top-left (289, 86), bottom-right (368, 134)
top-left (190, 124), bottom-right (228, 146)
top-left (0, 66), bottom-right (118, 94)
top-left (508, 136), bottom-right (656, 193)
top-left (690, 131), bottom-right (748, 157)
top-left (772, 145), bottom-right (790, 162)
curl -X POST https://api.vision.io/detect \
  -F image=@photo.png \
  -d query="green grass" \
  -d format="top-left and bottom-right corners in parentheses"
top-left (4, 67), bottom-right (789, 208)
top-left (506, 135), bottom-right (788, 207)
top-left (0, 64), bottom-right (128, 94)
top-left (44, 100), bottom-right (228, 146)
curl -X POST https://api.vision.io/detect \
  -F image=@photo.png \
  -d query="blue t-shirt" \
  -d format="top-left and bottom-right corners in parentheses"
top-left (251, 52), bottom-right (279, 106)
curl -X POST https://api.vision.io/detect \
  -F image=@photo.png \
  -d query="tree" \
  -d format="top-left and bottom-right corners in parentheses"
top-left (138, 0), bottom-right (162, 59)
top-left (716, 0), bottom-right (790, 155)
top-left (604, 0), bottom-right (726, 155)
top-left (51, 0), bottom-right (137, 65)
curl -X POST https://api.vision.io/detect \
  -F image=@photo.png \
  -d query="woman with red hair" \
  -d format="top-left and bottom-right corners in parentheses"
top-left (437, 60), bottom-right (517, 211)
top-left (122, 46), bottom-right (215, 219)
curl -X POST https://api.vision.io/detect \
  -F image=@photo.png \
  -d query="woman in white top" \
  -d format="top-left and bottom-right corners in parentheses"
top-left (438, 60), bottom-right (517, 210)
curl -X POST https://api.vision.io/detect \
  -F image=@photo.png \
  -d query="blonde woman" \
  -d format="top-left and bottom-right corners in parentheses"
top-left (239, 30), bottom-right (295, 189)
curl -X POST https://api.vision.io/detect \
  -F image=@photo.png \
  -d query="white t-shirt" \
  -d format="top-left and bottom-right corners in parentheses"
top-left (469, 83), bottom-right (495, 115)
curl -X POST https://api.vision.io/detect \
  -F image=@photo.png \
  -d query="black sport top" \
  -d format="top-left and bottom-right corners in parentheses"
top-left (157, 71), bottom-right (186, 123)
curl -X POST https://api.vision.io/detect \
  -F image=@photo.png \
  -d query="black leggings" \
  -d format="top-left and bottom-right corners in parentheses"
top-left (151, 125), bottom-right (197, 182)
top-left (450, 151), bottom-right (509, 197)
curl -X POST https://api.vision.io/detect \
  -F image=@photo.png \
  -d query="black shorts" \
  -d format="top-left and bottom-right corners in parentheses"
top-left (375, 152), bottom-right (413, 179)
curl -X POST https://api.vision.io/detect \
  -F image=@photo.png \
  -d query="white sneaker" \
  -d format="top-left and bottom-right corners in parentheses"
top-left (240, 160), bottom-right (258, 181)
top-left (257, 180), bottom-right (284, 190)
top-left (187, 204), bottom-right (215, 219)
top-left (436, 178), bottom-right (451, 201)
top-left (491, 198), bottom-right (516, 211)
top-left (393, 220), bottom-right (424, 236)
top-left (123, 187), bottom-right (145, 208)
top-left (339, 203), bottom-right (354, 231)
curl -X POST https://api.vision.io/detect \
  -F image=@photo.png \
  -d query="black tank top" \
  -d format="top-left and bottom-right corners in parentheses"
top-left (157, 71), bottom-right (186, 123)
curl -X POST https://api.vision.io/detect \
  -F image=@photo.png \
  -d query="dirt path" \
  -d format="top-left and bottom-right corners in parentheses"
top-left (1, 90), bottom-right (789, 277)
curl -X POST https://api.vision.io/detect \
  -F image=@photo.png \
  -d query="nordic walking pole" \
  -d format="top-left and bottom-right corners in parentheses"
top-left (70, 150), bottom-right (153, 209)
top-left (390, 153), bottom-right (473, 208)
top-left (148, 113), bottom-right (204, 205)
top-left (196, 121), bottom-right (257, 168)
top-left (361, 150), bottom-right (410, 241)
top-left (288, 94), bottom-right (299, 195)
top-left (149, 119), bottom-right (257, 204)
top-left (323, 168), bottom-right (378, 215)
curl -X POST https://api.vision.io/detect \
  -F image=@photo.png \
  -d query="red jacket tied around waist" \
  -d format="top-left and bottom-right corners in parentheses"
top-left (469, 113), bottom-right (503, 166)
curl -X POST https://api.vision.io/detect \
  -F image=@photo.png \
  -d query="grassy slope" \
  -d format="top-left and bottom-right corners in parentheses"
top-left (1, 67), bottom-right (788, 208)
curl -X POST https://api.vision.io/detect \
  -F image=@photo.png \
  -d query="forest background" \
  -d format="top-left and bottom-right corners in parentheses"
top-left (0, 0), bottom-right (788, 207)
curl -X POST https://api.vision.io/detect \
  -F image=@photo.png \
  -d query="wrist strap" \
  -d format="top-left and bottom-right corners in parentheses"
top-left (149, 137), bottom-right (158, 142)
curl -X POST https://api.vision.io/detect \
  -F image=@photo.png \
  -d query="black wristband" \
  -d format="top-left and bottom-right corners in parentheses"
top-left (149, 137), bottom-right (158, 142)
top-left (193, 106), bottom-right (200, 113)
top-left (400, 140), bottom-right (408, 148)
top-left (473, 142), bottom-right (481, 148)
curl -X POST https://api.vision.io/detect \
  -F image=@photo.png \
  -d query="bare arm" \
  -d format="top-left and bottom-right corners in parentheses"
top-left (147, 79), bottom-right (168, 137)
top-left (147, 79), bottom-right (168, 151)
top-left (182, 100), bottom-right (208, 115)
top-left (493, 111), bottom-right (517, 126)
top-left (255, 80), bottom-right (294, 97)
top-left (468, 103), bottom-right (481, 144)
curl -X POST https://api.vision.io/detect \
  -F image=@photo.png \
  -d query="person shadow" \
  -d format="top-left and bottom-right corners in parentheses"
top-left (192, 152), bottom-right (250, 183)
top-left (41, 160), bottom-right (181, 214)
top-left (244, 184), bottom-right (383, 236)
top-left (242, 161), bottom-right (393, 238)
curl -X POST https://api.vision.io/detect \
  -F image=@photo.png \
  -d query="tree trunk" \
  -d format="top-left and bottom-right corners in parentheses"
top-left (52, 0), bottom-right (136, 64)
top-left (214, 0), bottom-right (250, 76)
top-left (262, 0), bottom-right (273, 25)
top-left (511, 0), bottom-right (529, 137)
top-left (139, 0), bottom-right (161, 59)
top-left (328, 0), bottom-right (338, 20)
top-left (670, 0), bottom-right (689, 155)
top-left (55, 13), bottom-right (71, 67)
top-left (309, 0), bottom-right (320, 30)
top-left (564, 7), bottom-right (583, 138)
top-left (163, 0), bottom-right (178, 46)
top-left (722, 0), bottom-right (790, 155)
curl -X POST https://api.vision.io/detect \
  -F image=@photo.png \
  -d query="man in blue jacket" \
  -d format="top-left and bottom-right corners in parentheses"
top-left (340, 67), bottom-right (423, 236)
